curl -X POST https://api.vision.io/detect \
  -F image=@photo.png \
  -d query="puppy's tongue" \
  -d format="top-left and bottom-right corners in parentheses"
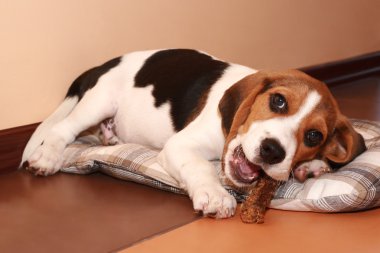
top-left (229, 146), bottom-right (261, 184)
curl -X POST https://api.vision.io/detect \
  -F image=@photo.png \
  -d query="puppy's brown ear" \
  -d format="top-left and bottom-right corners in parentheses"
top-left (323, 115), bottom-right (366, 166)
top-left (218, 72), bottom-right (270, 137)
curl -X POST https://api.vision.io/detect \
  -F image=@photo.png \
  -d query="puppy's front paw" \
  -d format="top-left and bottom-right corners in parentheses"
top-left (27, 144), bottom-right (64, 176)
top-left (294, 160), bottom-right (331, 182)
top-left (192, 184), bottom-right (237, 219)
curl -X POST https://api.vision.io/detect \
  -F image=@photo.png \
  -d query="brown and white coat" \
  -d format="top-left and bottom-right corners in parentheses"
top-left (22, 49), bottom-right (365, 218)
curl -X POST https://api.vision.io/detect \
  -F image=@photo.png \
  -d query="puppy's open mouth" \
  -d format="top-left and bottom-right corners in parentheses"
top-left (229, 145), bottom-right (262, 184)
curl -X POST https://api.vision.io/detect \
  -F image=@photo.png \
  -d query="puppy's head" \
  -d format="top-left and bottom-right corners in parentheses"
top-left (219, 70), bottom-right (366, 187)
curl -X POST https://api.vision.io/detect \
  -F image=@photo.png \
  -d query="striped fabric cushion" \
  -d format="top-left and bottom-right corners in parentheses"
top-left (61, 119), bottom-right (380, 212)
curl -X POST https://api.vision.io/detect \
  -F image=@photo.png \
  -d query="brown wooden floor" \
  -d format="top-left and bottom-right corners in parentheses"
top-left (124, 208), bottom-right (380, 253)
top-left (0, 171), bottom-right (199, 252)
top-left (1, 75), bottom-right (379, 253)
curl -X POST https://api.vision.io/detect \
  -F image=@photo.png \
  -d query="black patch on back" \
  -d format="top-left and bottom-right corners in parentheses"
top-left (134, 49), bottom-right (229, 131)
top-left (66, 57), bottom-right (122, 99)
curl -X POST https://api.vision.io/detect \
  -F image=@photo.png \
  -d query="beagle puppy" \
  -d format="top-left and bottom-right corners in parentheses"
top-left (22, 49), bottom-right (366, 218)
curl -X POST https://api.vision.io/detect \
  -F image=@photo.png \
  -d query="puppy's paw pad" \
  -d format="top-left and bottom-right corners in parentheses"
top-left (294, 160), bottom-right (331, 182)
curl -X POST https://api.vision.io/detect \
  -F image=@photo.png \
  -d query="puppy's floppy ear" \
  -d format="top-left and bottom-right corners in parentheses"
top-left (218, 71), bottom-right (270, 137)
top-left (323, 115), bottom-right (366, 166)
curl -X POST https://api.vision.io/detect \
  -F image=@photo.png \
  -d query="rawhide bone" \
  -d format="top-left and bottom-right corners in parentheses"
top-left (240, 174), bottom-right (279, 224)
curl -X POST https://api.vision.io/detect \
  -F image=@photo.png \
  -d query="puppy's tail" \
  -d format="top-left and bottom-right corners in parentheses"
top-left (20, 96), bottom-right (79, 167)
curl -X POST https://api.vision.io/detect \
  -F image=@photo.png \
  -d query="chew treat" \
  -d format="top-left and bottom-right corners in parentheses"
top-left (240, 174), bottom-right (279, 224)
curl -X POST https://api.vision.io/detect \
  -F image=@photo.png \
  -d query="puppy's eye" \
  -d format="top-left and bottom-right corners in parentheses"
top-left (270, 93), bottom-right (288, 113)
top-left (304, 129), bottom-right (323, 147)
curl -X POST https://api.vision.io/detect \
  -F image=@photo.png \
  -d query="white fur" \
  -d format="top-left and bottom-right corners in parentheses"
top-left (224, 90), bottom-right (322, 184)
top-left (27, 60), bottom-right (125, 175)
top-left (21, 96), bottom-right (78, 166)
top-left (110, 50), bottom-right (175, 149)
top-left (26, 48), bottom-right (327, 216)
top-left (25, 50), bottom-right (255, 218)
top-left (157, 64), bottom-right (255, 217)
top-left (115, 85), bottom-right (174, 149)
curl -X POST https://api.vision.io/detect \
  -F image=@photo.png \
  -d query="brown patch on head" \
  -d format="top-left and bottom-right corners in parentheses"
top-left (234, 69), bottom-right (335, 135)
top-left (219, 69), bottom-right (366, 184)
top-left (289, 73), bottom-right (366, 170)
top-left (239, 81), bottom-right (310, 134)
top-left (291, 112), bottom-right (332, 169)
top-left (219, 70), bottom-right (319, 173)
top-left (289, 78), bottom-right (340, 169)
top-left (219, 72), bottom-right (271, 138)
top-left (322, 115), bottom-right (366, 165)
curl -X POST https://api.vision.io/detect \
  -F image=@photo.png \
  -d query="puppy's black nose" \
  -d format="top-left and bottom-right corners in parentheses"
top-left (260, 138), bottom-right (285, 164)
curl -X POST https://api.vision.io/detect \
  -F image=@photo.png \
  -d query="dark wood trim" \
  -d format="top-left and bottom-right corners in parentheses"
top-left (0, 123), bottom-right (39, 173)
top-left (1, 50), bottom-right (379, 173)
top-left (300, 51), bottom-right (380, 86)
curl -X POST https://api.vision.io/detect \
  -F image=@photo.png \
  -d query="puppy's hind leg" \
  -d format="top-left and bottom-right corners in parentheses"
top-left (28, 86), bottom-right (118, 176)
top-left (100, 118), bottom-right (123, 145)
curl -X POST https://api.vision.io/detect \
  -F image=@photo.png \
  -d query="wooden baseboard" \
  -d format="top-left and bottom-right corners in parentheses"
top-left (1, 50), bottom-right (379, 172)
top-left (300, 51), bottom-right (380, 85)
top-left (0, 123), bottom-right (39, 173)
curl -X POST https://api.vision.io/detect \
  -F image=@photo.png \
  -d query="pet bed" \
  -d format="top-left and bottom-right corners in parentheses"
top-left (61, 119), bottom-right (380, 212)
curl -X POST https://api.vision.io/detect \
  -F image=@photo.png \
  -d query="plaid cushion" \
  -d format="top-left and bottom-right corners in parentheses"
top-left (61, 119), bottom-right (380, 212)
